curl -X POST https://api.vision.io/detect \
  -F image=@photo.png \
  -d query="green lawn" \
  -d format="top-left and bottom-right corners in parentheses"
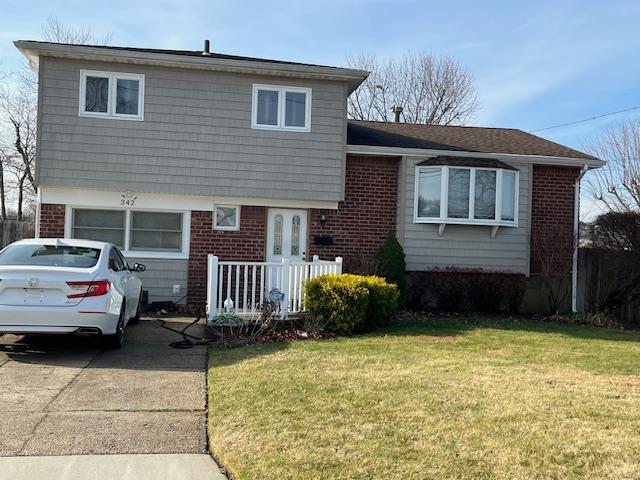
top-left (207, 317), bottom-right (640, 479)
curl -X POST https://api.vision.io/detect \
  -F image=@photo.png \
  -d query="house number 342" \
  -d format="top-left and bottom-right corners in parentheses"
top-left (120, 191), bottom-right (137, 207)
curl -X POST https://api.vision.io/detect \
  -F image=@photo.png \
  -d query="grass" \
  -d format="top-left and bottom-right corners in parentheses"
top-left (208, 317), bottom-right (640, 479)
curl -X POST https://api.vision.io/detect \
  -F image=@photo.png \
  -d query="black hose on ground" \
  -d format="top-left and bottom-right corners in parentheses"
top-left (154, 304), bottom-right (213, 349)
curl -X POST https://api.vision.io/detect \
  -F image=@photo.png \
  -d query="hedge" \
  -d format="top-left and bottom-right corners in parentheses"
top-left (406, 268), bottom-right (525, 313)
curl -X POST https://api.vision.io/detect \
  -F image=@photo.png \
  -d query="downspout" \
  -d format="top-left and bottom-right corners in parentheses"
top-left (35, 189), bottom-right (41, 239)
top-left (571, 164), bottom-right (589, 313)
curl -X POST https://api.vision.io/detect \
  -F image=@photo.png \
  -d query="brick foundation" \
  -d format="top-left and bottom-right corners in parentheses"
top-left (39, 203), bottom-right (66, 237)
top-left (187, 206), bottom-right (266, 304)
top-left (529, 165), bottom-right (581, 275)
top-left (309, 154), bottom-right (400, 270)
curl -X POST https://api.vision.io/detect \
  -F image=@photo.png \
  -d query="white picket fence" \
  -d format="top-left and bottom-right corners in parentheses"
top-left (206, 255), bottom-right (343, 321)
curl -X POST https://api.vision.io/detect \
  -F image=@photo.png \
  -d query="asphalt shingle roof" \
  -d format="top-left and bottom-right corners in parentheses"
top-left (16, 40), bottom-right (345, 70)
top-left (347, 120), bottom-right (596, 160)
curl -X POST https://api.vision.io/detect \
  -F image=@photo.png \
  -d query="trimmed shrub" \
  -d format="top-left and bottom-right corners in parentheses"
top-left (375, 231), bottom-right (407, 304)
top-left (406, 268), bottom-right (526, 313)
top-left (305, 274), bottom-right (369, 334)
top-left (305, 274), bottom-right (399, 334)
top-left (359, 275), bottom-right (400, 331)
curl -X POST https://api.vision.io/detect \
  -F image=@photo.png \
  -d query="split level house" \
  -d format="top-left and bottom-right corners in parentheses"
top-left (15, 40), bottom-right (604, 312)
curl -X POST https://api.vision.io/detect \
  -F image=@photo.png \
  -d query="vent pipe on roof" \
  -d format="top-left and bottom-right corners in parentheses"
top-left (202, 39), bottom-right (211, 56)
top-left (392, 105), bottom-right (403, 123)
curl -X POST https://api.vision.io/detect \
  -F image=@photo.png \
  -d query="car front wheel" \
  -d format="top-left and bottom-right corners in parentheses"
top-left (103, 302), bottom-right (126, 349)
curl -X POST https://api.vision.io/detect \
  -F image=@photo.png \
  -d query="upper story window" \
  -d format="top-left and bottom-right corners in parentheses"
top-left (414, 165), bottom-right (519, 227)
top-left (79, 70), bottom-right (145, 120)
top-left (251, 84), bottom-right (311, 132)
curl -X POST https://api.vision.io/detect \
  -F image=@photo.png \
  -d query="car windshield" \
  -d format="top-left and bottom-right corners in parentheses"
top-left (0, 244), bottom-right (101, 268)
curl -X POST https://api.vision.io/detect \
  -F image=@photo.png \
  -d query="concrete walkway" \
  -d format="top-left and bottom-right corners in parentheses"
top-left (0, 318), bottom-right (226, 479)
top-left (0, 454), bottom-right (225, 480)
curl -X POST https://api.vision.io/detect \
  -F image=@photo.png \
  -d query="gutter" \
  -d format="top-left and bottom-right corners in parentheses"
top-left (571, 164), bottom-right (589, 313)
top-left (346, 144), bottom-right (605, 169)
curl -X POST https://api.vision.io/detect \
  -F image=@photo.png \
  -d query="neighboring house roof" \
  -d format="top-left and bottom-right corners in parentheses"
top-left (14, 40), bottom-right (369, 93)
top-left (347, 120), bottom-right (601, 163)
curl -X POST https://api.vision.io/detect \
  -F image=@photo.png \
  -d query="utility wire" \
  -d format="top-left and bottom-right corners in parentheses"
top-left (529, 106), bottom-right (640, 133)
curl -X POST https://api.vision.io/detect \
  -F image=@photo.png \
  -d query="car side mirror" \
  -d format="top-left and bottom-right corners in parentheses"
top-left (132, 263), bottom-right (146, 272)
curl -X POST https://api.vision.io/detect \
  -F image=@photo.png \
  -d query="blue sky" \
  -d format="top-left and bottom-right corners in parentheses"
top-left (1, 0), bottom-right (638, 217)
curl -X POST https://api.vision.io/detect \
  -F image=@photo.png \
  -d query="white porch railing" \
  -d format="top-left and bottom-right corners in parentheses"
top-left (206, 255), bottom-right (343, 321)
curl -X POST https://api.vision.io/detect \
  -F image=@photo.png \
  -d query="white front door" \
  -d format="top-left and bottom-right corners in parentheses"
top-left (266, 209), bottom-right (308, 263)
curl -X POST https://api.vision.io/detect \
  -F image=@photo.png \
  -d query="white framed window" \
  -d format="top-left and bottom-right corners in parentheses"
top-left (130, 211), bottom-right (183, 252)
top-left (213, 205), bottom-right (240, 231)
top-left (414, 165), bottom-right (519, 227)
top-left (73, 209), bottom-right (126, 248)
top-left (251, 84), bottom-right (311, 132)
top-left (79, 70), bottom-right (145, 120)
top-left (69, 207), bottom-right (189, 258)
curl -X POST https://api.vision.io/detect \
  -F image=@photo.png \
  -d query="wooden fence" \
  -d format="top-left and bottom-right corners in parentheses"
top-left (577, 248), bottom-right (640, 325)
top-left (0, 220), bottom-right (34, 249)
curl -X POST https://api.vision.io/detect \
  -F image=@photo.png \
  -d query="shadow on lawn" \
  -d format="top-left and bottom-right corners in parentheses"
top-left (209, 340), bottom-right (292, 368)
top-left (376, 314), bottom-right (640, 344)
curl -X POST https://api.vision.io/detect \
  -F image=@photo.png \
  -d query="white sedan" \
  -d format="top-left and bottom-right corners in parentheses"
top-left (0, 238), bottom-right (144, 349)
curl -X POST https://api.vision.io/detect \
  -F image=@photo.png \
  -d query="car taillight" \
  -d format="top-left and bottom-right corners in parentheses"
top-left (66, 280), bottom-right (111, 299)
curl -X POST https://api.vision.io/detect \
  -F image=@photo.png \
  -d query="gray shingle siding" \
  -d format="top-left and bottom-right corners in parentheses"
top-left (128, 257), bottom-right (188, 305)
top-left (399, 156), bottom-right (530, 274)
top-left (38, 57), bottom-right (348, 202)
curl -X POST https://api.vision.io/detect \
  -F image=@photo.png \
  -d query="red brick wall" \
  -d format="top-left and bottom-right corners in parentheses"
top-left (530, 165), bottom-right (581, 275)
top-left (187, 206), bottom-right (266, 304)
top-left (39, 203), bottom-right (66, 238)
top-left (309, 154), bottom-right (400, 269)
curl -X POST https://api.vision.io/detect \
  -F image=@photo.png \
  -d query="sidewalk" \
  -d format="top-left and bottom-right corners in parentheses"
top-left (0, 454), bottom-right (226, 480)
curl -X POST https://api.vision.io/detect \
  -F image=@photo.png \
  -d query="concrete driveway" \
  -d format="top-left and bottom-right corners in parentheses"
top-left (0, 317), bottom-right (225, 479)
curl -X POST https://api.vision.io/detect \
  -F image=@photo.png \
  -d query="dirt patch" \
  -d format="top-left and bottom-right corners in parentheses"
top-left (488, 349), bottom-right (513, 358)
top-left (413, 335), bottom-right (457, 344)
top-left (610, 375), bottom-right (640, 387)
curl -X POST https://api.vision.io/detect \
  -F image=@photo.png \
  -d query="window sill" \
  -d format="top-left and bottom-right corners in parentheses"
top-left (122, 250), bottom-right (188, 260)
top-left (414, 218), bottom-right (517, 228)
top-left (251, 123), bottom-right (310, 133)
top-left (213, 226), bottom-right (240, 231)
top-left (79, 111), bottom-right (144, 121)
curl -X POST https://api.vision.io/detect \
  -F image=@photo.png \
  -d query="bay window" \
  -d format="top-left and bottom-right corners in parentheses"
top-left (416, 167), bottom-right (441, 218)
top-left (71, 208), bottom-right (187, 257)
top-left (414, 164), bottom-right (519, 226)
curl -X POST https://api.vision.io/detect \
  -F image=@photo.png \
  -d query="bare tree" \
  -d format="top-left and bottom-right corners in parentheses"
top-left (0, 20), bottom-right (113, 221)
top-left (346, 52), bottom-right (479, 125)
top-left (0, 149), bottom-right (8, 220)
top-left (42, 17), bottom-right (113, 45)
top-left (585, 120), bottom-right (640, 213)
top-left (0, 75), bottom-right (37, 220)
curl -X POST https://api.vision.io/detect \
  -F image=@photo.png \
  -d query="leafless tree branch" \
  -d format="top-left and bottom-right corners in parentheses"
top-left (346, 52), bottom-right (480, 125)
top-left (42, 17), bottom-right (113, 45)
top-left (585, 120), bottom-right (640, 213)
